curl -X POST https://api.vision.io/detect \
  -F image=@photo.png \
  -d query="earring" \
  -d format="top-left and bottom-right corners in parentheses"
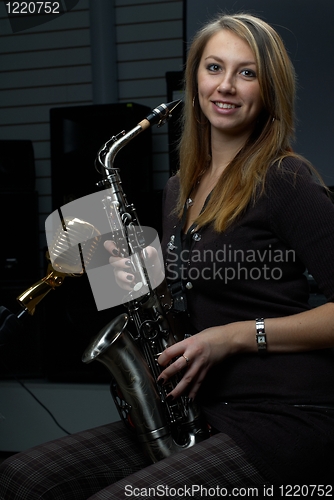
top-left (192, 94), bottom-right (208, 126)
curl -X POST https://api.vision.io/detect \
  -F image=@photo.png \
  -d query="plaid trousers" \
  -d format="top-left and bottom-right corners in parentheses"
top-left (0, 421), bottom-right (268, 500)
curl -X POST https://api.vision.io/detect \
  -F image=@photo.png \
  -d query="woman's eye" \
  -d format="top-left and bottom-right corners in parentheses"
top-left (207, 63), bottom-right (220, 72)
top-left (241, 69), bottom-right (256, 78)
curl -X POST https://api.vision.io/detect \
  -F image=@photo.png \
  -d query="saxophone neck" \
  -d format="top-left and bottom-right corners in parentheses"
top-left (104, 124), bottom-right (143, 173)
top-left (101, 99), bottom-right (182, 173)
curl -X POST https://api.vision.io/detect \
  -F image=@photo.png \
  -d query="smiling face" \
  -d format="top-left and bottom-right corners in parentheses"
top-left (197, 29), bottom-right (264, 142)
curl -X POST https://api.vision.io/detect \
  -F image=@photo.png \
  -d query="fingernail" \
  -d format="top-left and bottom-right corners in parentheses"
top-left (154, 352), bottom-right (163, 363)
top-left (166, 394), bottom-right (174, 402)
top-left (125, 260), bottom-right (131, 267)
top-left (104, 240), bottom-right (115, 250)
top-left (112, 249), bottom-right (119, 256)
top-left (157, 378), bottom-right (165, 386)
top-left (126, 274), bottom-right (133, 281)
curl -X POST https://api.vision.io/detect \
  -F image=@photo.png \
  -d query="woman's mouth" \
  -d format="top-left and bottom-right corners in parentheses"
top-left (214, 102), bottom-right (237, 109)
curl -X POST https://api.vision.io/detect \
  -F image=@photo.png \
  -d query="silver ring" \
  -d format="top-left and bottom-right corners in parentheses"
top-left (182, 354), bottom-right (190, 364)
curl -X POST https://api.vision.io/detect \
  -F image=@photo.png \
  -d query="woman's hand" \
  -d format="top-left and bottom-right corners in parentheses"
top-left (104, 240), bottom-right (135, 291)
top-left (157, 323), bottom-right (245, 400)
top-left (156, 301), bottom-right (334, 401)
top-left (104, 240), bottom-right (164, 291)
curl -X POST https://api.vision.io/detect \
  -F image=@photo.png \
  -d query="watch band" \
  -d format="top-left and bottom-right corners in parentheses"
top-left (255, 317), bottom-right (267, 353)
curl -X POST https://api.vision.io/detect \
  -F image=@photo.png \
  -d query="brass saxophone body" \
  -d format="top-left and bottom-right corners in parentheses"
top-left (82, 101), bottom-right (210, 462)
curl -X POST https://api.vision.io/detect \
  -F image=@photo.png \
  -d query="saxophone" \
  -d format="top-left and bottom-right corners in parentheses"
top-left (82, 100), bottom-right (210, 462)
top-left (16, 100), bottom-right (210, 463)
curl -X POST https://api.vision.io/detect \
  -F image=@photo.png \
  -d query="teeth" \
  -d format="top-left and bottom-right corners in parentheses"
top-left (215, 102), bottom-right (236, 109)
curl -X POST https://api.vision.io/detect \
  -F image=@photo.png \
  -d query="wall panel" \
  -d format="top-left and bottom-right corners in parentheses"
top-left (0, 84), bottom-right (92, 107)
top-left (118, 57), bottom-right (183, 80)
top-left (0, 66), bottom-right (92, 89)
top-left (117, 20), bottom-right (183, 42)
top-left (117, 39), bottom-right (182, 61)
top-left (0, 47), bottom-right (92, 70)
top-left (2, 28), bottom-right (90, 52)
top-left (116, 1), bottom-right (181, 22)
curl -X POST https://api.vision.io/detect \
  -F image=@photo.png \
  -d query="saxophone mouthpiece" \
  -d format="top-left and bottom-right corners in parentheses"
top-left (143, 99), bottom-right (182, 128)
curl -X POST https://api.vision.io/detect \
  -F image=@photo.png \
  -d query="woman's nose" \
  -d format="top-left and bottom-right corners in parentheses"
top-left (216, 74), bottom-right (236, 94)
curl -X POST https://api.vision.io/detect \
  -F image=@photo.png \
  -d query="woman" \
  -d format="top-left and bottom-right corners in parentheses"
top-left (1, 12), bottom-right (334, 499)
top-left (155, 12), bottom-right (334, 484)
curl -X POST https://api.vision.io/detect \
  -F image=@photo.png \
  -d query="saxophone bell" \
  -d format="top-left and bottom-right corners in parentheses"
top-left (83, 312), bottom-right (209, 463)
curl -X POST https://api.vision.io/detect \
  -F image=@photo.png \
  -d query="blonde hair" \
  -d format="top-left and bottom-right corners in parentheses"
top-left (177, 13), bottom-right (305, 231)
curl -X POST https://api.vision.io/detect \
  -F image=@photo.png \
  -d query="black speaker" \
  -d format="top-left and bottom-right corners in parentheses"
top-left (0, 190), bottom-right (39, 284)
top-left (50, 102), bottom-right (156, 228)
top-left (0, 140), bottom-right (35, 192)
top-left (0, 140), bottom-right (39, 285)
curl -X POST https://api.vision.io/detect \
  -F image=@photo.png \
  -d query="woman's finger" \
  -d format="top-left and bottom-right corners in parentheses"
top-left (104, 240), bottom-right (121, 258)
top-left (157, 341), bottom-right (186, 367)
top-left (161, 358), bottom-right (209, 400)
top-left (114, 269), bottom-right (135, 290)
